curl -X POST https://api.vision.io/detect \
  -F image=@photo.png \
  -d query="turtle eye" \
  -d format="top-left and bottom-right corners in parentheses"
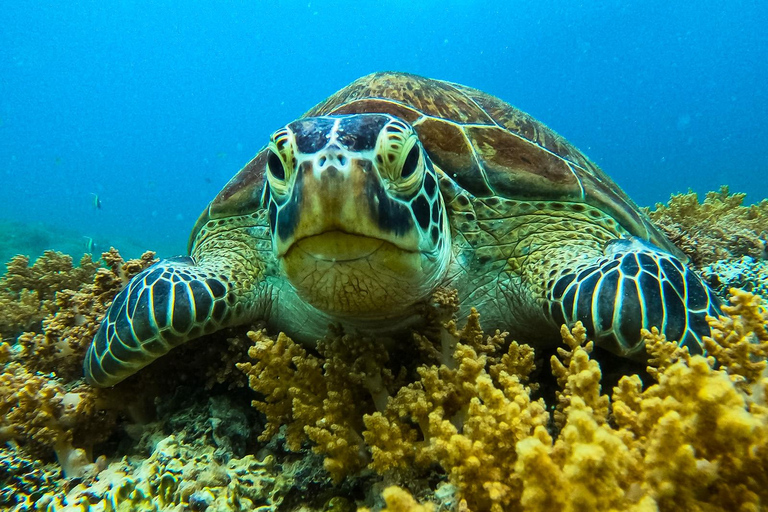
top-left (401, 144), bottom-right (421, 179)
top-left (267, 150), bottom-right (285, 181)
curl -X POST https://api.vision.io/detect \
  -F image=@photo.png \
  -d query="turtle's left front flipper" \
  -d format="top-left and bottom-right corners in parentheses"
top-left (84, 256), bottom-right (241, 387)
top-left (547, 237), bottom-right (721, 357)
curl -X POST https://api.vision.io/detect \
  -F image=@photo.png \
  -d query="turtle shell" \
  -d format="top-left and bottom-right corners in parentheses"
top-left (192, 72), bottom-right (679, 257)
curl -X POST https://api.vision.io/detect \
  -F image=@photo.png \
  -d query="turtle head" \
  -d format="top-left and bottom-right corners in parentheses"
top-left (263, 114), bottom-right (451, 318)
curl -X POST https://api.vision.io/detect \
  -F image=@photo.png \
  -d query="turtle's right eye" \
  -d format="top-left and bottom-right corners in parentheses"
top-left (401, 144), bottom-right (421, 179)
top-left (267, 150), bottom-right (285, 181)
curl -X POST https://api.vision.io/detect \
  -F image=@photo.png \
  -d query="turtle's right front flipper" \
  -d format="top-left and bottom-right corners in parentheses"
top-left (84, 256), bottom-right (235, 387)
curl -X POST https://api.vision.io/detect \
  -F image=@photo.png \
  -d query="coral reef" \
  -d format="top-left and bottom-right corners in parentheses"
top-left (702, 256), bottom-right (768, 301)
top-left (44, 433), bottom-right (290, 512)
top-left (13, 249), bottom-right (156, 380)
top-left (0, 446), bottom-right (61, 510)
top-left (235, 290), bottom-right (768, 512)
top-left (0, 251), bottom-right (99, 340)
top-left (0, 249), bottom-right (156, 480)
top-left (648, 186), bottom-right (768, 267)
top-left (2, 185), bottom-right (768, 512)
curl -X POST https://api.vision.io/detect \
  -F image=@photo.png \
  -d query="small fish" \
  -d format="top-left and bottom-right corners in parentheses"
top-left (91, 193), bottom-right (102, 210)
top-left (84, 236), bottom-right (96, 253)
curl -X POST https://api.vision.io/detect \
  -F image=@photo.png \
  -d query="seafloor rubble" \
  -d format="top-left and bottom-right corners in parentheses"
top-left (0, 188), bottom-right (767, 512)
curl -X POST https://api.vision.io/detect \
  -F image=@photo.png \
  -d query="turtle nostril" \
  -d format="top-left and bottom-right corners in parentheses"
top-left (319, 156), bottom-right (327, 166)
top-left (338, 155), bottom-right (347, 166)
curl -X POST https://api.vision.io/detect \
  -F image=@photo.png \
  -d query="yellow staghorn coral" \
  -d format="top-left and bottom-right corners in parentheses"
top-left (550, 322), bottom-right (610, 428)
top-left (0, 362), bottom-right (111, 478)
top-left (648, 186), bottom-right (768, 267)
top-left (0, 248), bottom-right (156, 482)
top-left (236, 330), bottom-right (325, 450)
top-left (358, 486), bottom-right (437, 512)
top-left (0, 251), bottom-right (100, 340)
top-left (611, 332), bottom-right (768, 510)
top-left (704, 288), bottom-right (768, 391)
top-left (364, 310), bottom-right (548, 512)
top-left (14, 249), bottom-right (157, 380)
top-left (237, 329), bottom-right (380, 483)
top-left (515, 401), bottom-right (655, 512)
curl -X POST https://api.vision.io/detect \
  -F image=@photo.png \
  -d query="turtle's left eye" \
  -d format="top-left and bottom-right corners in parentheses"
top-left (267, 150), bottom-right (285, 181)
top-left (401, 144), bottom-right (421, 179)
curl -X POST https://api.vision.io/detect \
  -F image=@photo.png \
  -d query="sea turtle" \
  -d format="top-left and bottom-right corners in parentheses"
top-left (84, 72), bottom-right (721, 387)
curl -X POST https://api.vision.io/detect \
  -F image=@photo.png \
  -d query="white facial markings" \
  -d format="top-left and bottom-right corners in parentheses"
top-left (295, 117), bottom-right (378, 181)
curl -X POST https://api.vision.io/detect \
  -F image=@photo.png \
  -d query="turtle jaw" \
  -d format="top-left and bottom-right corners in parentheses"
top-left (291, 231), bottom-right (386, 262)
top-left (280, 231), bottom-right (436, 318)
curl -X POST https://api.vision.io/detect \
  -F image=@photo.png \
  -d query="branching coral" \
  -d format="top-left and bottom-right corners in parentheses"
top-left (550, 322), bottom-right (610, 428)
top-left (648, 186), bottom-right (768, 267)
top-left (14, 249), bottom-right (157, 380)
top-left (0, 251), bottom-right (99, 340)
top-left (704, 288), bottom-right (768, 391)
top-left (0, 248), bottom-right (156, 480)
top-left (611, 331), bottom-right (768, 510)
top-left (358, 486), bottom-right (437, 512)
top-left (0, 362), bottom-right (111, 478)
top-left (236, 328), bottom-right (391, 482)
top-left (242, 288), bottom-right (768, 512)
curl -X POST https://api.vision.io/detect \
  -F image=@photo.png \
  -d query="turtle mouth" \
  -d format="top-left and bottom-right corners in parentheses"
top-left (279, 230), bottom-right (437, 317)
top-left (290, 231), bottom-right (389, 262)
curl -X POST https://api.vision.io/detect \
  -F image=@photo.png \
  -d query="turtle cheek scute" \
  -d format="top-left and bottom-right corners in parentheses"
top-left (412, 195), bottom-right (431, 231)
top-left (368, 180), bottom-right (414, 237)
top-left (276, 178), bottom-right (303, 243)
top-left (424, 172), bottom-right (437, 198)
top-left (268, 201), bottom-right (277, 236)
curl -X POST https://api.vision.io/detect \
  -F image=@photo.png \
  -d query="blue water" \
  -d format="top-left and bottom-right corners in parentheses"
top-left (1, 1), bottom-right (766, 258)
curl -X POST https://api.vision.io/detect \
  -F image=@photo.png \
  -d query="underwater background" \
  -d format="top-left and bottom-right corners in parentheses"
top-left (1, 0), bottom-right (766, 263)
top-left (2, 2), bottom-right (768, 511)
